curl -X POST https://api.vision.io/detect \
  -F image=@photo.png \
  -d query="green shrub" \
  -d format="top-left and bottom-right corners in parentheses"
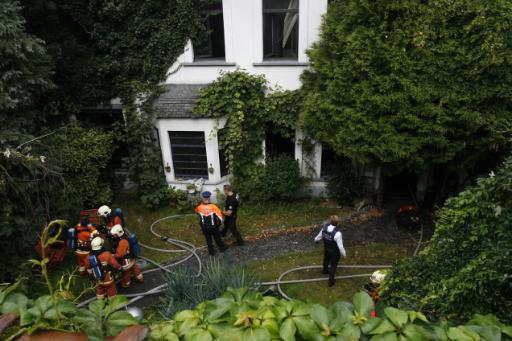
top-left (159, 259), bottom-right (256, 318)
top-left (149, 288), bottom-right (512, 341)
top-left (382, 157), bottom-right (512, 323)
top-left (140, 185), bottom-right (190, 211)
top-left (237, 155), bottom-right (303, 203)
top-left (326, 157), bottom-right (365, 205)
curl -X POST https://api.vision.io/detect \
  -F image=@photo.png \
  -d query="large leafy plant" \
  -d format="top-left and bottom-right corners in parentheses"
top-left (150, 288), bottom-right (512, 341)
top-left (383, 157), bottom-right (512, 323)
top-left (73, 296), bottom-right (139, 341)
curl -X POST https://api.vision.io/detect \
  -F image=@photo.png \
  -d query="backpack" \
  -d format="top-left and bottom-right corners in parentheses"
top-left (128, 234), bottom-right (141, 257)
top-left (89, 254), bottom-right (104, 280)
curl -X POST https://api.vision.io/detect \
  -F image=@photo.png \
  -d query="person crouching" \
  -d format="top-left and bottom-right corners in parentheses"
top-left (109, 224), bottom-right (144, 288)
top-left (314, 215), bottom-right (346, 287)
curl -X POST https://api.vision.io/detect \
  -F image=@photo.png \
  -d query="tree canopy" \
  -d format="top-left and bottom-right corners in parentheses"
top-left (301, 0), bottom-right (512, 174)
top-left (383, 156), bottom-right (512, 323)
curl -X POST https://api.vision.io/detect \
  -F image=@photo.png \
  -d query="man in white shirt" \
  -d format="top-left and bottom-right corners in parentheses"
top-left (314, 215), bottom-right (346, 287)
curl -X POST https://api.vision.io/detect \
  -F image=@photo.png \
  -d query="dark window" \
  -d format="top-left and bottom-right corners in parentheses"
top-left (169, 131), bottom-right (209, 179)
top-left (218, 129), bottom-right (229, 177)
top-left (320, 146), bottom-right (337, 178)
top-left (266, 131), bottom-right (295, 158)
top-left (263, 0), bottom-right (299, 60)
top-left (193, 1), bottom-right (225, 60)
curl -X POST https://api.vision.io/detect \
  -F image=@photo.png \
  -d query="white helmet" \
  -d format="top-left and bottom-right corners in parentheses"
top-left (370, 270), bottom-right (387, 284)
top-left (97, 205), bottom-right (111, 218)
top-left (91, 236), bottom-right (104, 251)
top-left (110, 224), bottom-right (124, 238)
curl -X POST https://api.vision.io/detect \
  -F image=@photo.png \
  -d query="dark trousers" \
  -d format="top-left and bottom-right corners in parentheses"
top-left (201, 225), bottom-right (227, 255)
top-left (322, 248), bottom-right (341, 286)
top-left (221, 217), bottom-right (244, 245)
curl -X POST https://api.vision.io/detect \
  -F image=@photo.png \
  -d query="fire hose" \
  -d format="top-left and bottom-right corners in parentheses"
top-left (78, 211), bottom-right (424, 307)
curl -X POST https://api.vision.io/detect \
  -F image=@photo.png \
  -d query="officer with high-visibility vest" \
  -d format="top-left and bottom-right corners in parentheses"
top-left (314, 215), bottom-right (346, 287)
top-left (110, 224), bottom-right (144, 288)
top-left (73, 218), bottom-right (98, 276)
top-left (88, 236), bottom-right (122, 300)
top-left (195, 191), bottom-right (228, 255)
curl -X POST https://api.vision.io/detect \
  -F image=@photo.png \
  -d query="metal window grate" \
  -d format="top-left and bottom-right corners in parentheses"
top-left (169, 131), bottom-right (209, 179)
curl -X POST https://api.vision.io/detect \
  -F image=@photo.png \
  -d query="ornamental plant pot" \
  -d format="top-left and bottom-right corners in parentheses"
top-left (0, 313), bottom-right (19, 336)
top-left (18, 325), bottom-right (148, 341)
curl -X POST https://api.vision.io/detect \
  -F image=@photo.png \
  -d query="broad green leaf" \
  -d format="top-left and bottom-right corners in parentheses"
top-left (467, 325), bottom-right (500, 341)
top-left (310, 303), bottom-right (331, 326)
top-left (338, 323), bottom-right (361, 340)
top-left (384, 307), bottom-right (409, 328)
top-left (242, 327), bottom-right (272, 341)
top-left (261, 318), bottom-right (279, 336)
top-left (178, 317), bottom-right (200, 336)
top-left (502, 325), bottom-right (512, 337)
top-left (468, 314), bottom-right (502, 328)
top-left (19, 308), bottom-right (34, 327)
top-left (294, 315), bottom-right (320, 340)
top-left (88, 299), bottom-right (105, 318)
top-left (370, 319), bottom-right (396, 335)
top-left (33, 295), bottom-right (53, 314)
top-left (57, 299), bottom-right (78, 315)
top-left (280, 318), bottom-right (297, 341)
top-left (83, 326), bottom-right (104, 341)
top-left (216, 328), bottom-right (244, 341)
top-left (447, 326), bottom-right (480, 341)
top-left (174, 309), bottom-right (195, 321)
top-left (403, 323), bottom-right (429, 340)
top-left (361, 317), bottom-right (382, 334)
top-left (408, 311), bottom-right (429, 323)
top-left (370, 331), bottom-right (398, 341)
top-left (105, 310), bottom-right (138, 336)
top-left (105, 295), bottom-right (129, 315)
top-left (352, 291), bottom-right (374, 316)
top-left (0, 281), bottom-right (20, 305)
top-left (184, 327), bottom-right (213, 341)
top-left (205, 297), bottom-right (233, 321)
top-left (4, 293), bottom-right (29, 310)
top-left (1, 301), bottom-right (19, 314)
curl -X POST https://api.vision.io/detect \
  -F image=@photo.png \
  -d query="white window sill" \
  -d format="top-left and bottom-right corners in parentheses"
top-left (253, 61), bottom-right (309, 67)
top-left (182, 61), bottom-right (237, 67)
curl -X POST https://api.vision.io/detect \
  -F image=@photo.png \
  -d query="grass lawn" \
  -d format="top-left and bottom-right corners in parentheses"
top-left (121, 198), bottom-right (340, 263)
top-left (30, 198), bottom-right (339, 298)
top-left (244, 242), bottom-right (414, 306)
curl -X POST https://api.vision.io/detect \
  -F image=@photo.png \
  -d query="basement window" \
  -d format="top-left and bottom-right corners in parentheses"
top-left (169, 131), bottom-right (209, 179)
top-left (263, 0), bottom-right (299, 60)
top-left (193, 1), bottom-right (226, 60)
top-left (266, 131), bottom-right (295, 158)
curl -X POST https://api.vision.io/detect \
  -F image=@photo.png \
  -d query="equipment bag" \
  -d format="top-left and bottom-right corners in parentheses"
top-left (67, 227), bottom-right (76, 250)
top-left (89, 254), bottom-right (104, 280)
top-left (128, 234), bottom-right (141, 257)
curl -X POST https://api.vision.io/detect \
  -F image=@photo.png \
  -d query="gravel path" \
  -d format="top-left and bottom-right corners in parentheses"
top-left (120, 208), bottom-right (433, 308)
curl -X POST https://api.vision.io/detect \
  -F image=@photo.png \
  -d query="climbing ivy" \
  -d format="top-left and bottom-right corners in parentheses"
top-left (193, 70), bottom-right (302, 180)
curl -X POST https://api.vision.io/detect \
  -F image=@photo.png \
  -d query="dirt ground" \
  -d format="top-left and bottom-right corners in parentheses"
top-left (119, 206), bottom-right (434, 308)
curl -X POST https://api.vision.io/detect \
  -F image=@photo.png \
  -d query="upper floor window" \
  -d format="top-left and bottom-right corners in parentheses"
top-left (263, 0), bottom-right (299, 60)
top-left (193, 1), bottom-right (225, 60)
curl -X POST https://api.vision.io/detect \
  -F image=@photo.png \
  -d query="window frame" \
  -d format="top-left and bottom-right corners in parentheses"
top-left (262, 0), bottom-right (300, 60)
top-left (193, 2), bottom-right (226, 61)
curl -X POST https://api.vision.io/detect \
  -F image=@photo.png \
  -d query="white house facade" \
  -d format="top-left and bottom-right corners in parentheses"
top-left (153, 0), bottom-right (332, 199)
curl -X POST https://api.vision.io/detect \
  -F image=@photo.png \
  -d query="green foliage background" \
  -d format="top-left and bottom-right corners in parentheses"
top-left (301, 0), bottom-right (512, 174)
top-left (383, 157), bottom-right (512, 323)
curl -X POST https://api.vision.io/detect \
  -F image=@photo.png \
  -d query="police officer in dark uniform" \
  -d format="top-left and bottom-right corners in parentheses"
top-left (221, 185), bottom-right (244, 246)
top-left (314, 215), bottom-right (346, 287)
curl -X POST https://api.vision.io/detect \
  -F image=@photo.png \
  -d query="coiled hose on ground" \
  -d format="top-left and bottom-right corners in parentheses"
top-left (78, 211), bottom-right (424, 307)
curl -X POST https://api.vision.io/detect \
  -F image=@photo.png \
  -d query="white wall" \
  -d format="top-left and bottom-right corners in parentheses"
top-left (165, 0), bottom-right (328, 90)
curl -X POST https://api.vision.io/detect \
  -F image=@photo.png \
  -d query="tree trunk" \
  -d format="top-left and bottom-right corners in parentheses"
top-left (375, 165), bottom-right (385, 209)
top-left (416, 167), bottom-right (430, 207)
